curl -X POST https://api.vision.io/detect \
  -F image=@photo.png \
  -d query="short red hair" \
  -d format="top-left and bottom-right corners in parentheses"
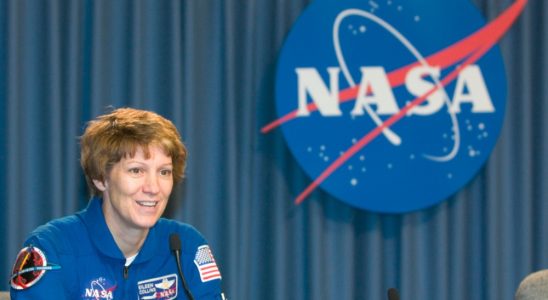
top-left (80, 108), bottom-right (187, 196)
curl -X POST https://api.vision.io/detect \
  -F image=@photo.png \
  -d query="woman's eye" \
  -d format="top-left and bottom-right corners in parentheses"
top-left (160, 169), bottom-right (172, 176)
top-left (129, 168), bottom-right (142, 174)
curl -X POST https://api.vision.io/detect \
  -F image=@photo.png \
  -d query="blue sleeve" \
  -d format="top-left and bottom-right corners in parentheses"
top-left (180, 225), bottom-right (225, 299)
top-left (10, 229), bottom-right (77, 299)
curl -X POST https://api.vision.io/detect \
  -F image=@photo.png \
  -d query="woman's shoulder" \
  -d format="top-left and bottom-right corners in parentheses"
top-left (33, 215), bottom-right (82, 236)
top-left (27, 215), bottom-right (85, 254)
top-left (155, 218), bottom-right (209, 252)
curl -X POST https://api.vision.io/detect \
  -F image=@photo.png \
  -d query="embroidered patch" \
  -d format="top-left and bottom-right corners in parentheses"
top-left (137, 274), bottom-right (178, 300)
top-left (81, 277), bottom-right (117, 300)
top-left (10, 246), bottom-right (61, 290)
top-left (193, 245), bottom-right (221, 282)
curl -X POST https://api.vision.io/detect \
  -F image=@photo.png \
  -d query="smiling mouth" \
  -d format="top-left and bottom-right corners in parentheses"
top-left (136, 201), bottom-right (158, 208)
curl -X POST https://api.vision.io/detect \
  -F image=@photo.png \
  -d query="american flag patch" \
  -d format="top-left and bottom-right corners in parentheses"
top-left (193, 245), bottom-right (222, 282)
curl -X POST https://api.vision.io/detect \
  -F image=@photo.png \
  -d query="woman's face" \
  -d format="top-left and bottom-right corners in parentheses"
top-left (94, 145), bottom-right (174, 233)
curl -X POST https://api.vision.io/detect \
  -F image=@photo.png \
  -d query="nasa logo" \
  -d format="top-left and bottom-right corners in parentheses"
top-left (82, 277), bottom-right (116, 300)
top-left (263, 0), bottom-right (526, 212)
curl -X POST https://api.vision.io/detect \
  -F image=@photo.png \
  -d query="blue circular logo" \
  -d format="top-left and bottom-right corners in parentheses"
top-left (268, 0), bottom-right (510, 212)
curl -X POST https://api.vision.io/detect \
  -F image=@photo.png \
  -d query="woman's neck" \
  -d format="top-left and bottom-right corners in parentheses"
top-left (111, 226), bottom-right (148, 258)
top-left (103, 209), bottom-right (149, 258)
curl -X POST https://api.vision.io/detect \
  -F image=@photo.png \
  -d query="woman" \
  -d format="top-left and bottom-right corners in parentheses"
top-left (10, 108), bottom-right (225, 299)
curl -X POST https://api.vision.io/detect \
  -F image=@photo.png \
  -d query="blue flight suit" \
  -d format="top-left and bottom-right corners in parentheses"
top-left (10, 197), bottom-right (224, 299)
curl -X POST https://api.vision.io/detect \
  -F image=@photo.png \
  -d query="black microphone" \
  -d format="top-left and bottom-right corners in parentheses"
top-left (170, 233), bottom-right (195, 300)
top-left (387, 288), bottom-right (400, 300)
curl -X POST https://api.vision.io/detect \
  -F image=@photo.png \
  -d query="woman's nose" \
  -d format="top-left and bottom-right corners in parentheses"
top-left (142, 173), bottom-right (160, 194)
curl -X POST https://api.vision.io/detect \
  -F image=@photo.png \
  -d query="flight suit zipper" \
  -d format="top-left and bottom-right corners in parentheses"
top-left (123, 265), bottom-right (129, 279)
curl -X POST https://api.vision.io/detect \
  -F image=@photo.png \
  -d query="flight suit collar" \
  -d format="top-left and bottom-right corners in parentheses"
top-left (78, 197), bottom-right (160, 263)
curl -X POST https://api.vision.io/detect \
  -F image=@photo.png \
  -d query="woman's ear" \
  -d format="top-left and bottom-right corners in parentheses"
top-left (93, 179), bottom-right (107, 192)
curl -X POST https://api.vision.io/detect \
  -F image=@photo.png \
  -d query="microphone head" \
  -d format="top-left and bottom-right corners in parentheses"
top-left (169, 233), bottom-right (182, 252)
top-left (387, 288), bottom-right (400, 300)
